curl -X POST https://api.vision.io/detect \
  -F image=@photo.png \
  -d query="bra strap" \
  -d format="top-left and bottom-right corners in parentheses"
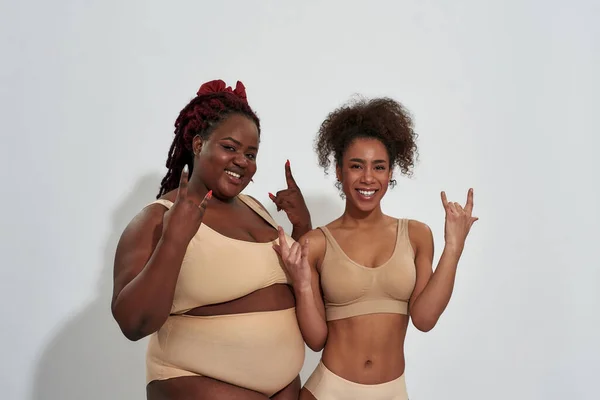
top-left (238, 194), bottom-right (279, 229)
top-left (149, 199), bottom-right (174, 209)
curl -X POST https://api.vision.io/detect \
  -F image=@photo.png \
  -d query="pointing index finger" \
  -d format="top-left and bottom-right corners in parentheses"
top-left (465, 188), bottom-right (474, 214)
top-left (285, 160), bottom-right (297, 189)
top-left (277, 226), bottom-right (290, 253)
top-left (440, 191), bottom-right (449, 208)
top-left (177, 165), bottom-right (189, 200)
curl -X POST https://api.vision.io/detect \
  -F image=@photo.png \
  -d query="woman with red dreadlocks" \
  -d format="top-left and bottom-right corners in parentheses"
top-left (111, 79), bottom-right (312, 399)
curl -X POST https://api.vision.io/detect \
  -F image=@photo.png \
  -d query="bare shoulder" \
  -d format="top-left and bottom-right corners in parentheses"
top-left (121, 201), bottom-right (169, 242)
top-left (112, 200), bottom-right (169, 301)
top-left (407, 219), bottom-right (434, 255)
top-left (302, 228), bottom-right (327, 246)
top-left (407, 219), bottom-right (432, 237)
top-left (116, 199), bottom-right (170, 242)
top-left (300, 228), bottom-right (327, 269)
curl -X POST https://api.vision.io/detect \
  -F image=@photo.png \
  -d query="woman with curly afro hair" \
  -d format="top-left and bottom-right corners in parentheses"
top-left (274, 96), bottom-right (478, 399)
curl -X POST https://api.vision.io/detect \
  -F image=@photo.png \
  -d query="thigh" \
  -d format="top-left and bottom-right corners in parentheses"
top-left (147, 376), bottom-right (270, 400)
top-left (271, 375), bottom-right (301, 400)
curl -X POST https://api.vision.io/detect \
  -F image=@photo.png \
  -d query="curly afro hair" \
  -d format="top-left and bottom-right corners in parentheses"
top-left (315, 96), bottom-right (418, 182)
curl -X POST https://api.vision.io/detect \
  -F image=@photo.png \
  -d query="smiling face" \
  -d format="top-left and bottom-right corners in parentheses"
top-left (192, 113), bottom-right (259, 199)
top-left (336, 137), bottom-right (393, 212)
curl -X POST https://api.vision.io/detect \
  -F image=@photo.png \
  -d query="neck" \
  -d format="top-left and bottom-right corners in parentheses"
top-left (340, 201), bottom-right (385, 227)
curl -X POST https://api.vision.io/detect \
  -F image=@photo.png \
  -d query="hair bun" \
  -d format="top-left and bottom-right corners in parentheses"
top-left (197, 79), bottom-right (247, 102)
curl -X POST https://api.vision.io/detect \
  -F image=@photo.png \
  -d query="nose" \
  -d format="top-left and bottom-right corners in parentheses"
top-left (361, 168), bottom-right (375, 184)
top-left (233, 153), bottom-right (248, 168)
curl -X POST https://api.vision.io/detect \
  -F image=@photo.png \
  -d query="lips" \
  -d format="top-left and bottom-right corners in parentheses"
top-left (225, 170), bottom-right (242, 179)
top-left (224, 169), bottom-right (244, 186)
top-left (355, 188), bottom-right (378, 199)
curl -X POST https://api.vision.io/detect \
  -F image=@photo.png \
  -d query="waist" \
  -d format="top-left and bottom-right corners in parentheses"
top-left (325, 298), bottom-right (409, 321)
top-left (322, 314), bottom-right (408, 384)
top-left (156, 307), bottom-right (303, 339)
top-left (180, 284), bottom-right (295, 316)
top-left (147, 307), bottom-right (305, 395)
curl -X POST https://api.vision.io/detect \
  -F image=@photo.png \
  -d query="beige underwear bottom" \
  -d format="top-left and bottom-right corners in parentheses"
top-left (146, 307), bottom-right (305, 396)
top-left (304, 361), bottom-right (408, 400)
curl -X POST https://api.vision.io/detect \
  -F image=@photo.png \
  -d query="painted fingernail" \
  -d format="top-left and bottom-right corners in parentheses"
top-left (207, 190), bottom-right (213, 199)
top-left (268, 192), bottom-right (275, 199)
top-left (286, 159), bottom-right (290, 167)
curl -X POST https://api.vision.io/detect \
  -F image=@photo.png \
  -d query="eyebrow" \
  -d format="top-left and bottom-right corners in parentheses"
top-left (349, 158), bottom-right (387, 164)
top-left (221, 137), bottom-right (258, 151)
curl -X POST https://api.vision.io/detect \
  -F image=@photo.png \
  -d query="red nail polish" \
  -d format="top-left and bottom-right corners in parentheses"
top-left (207, 190), bottom-right (213, 199)
top-left (285, 159), bottom-right (290, 167)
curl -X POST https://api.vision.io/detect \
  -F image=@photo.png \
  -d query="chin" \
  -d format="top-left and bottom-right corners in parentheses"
top-left (217, 181), bottom-right (248, 199)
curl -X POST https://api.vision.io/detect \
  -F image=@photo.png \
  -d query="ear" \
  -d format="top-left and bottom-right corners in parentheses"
top-left (192, 135), bottom-right (204, 156)
top-left (335, 164), bottom-right (342, 182)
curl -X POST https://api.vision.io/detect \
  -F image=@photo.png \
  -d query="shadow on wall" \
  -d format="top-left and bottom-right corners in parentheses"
top-left (31, 173), bottom-right (162, 400)
top-left (30, 180), bottom-right (343, 400)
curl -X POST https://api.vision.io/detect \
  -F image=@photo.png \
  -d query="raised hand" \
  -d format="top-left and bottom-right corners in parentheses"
top-left (441, 188), bottom-right (478, 250)
top-left (273, 227), bottom-right (312, 290)
top-left (162, 165), bottom-right (212, 245)
top-left (269, 160), bottom-right (311, 229)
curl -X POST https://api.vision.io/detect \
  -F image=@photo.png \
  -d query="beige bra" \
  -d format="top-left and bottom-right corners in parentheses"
top-left (318, 219), bottom-right (417, 321)
top-left (151, 194), bottom-right (293, 314)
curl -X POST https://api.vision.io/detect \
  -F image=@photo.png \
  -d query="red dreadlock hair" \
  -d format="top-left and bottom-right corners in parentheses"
top-left (157, 80), bottom-right (260, 198)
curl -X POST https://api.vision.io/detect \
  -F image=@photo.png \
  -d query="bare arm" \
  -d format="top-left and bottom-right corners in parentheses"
top-left (266, 161), bottom-right (313, 241)
top-left (408, 220), bottom-right (460, 332)
top-left (291, 223), bottom-right (312, 242)
top-left (408, 189), bottom-right (478, 332)
top-left (111, 206), bottom-right (188, 341)
top-left (112, 169), bottom-right (210, 341)
top-left (291, 230), bottom-right (328, 351)
top-left (274, 228), bottom-right (327, 351)
top-left (247, 194), bottom-right (311, 241)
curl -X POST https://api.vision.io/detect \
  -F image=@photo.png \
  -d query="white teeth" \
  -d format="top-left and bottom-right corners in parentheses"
top-left (225, 170), bottom-right (241, 179)
top-left (358, 190), bottom-right (375, 196)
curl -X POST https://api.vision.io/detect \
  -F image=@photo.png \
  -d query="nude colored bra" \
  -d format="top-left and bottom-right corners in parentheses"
top-left (145, 194), bottom-right (304, 395)
top-left (151, 194), bottom-right (294, 314)
top-left (318, 219), bottom-right (417, 321)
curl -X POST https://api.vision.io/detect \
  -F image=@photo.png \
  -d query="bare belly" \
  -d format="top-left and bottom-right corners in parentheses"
top-left (183, 283), bottom-right (295, 316)
top-left (322, 313), bottom-right (409, 384)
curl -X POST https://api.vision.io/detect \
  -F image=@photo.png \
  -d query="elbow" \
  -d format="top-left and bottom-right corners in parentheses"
top-left (121, 327), bottom-right (145, 342)
top-left (306, 341), bottom-right (325, 353)
top-left (305, 330), bottom-right (327, 352)
top-left (411, 313), bottom-right (438, 333)
top-left (111, 303), bottom-right (155, 342)
top-left (414, 322), bottom-right (436, 332)
top-left (306, 338), bottom-right (326, 352)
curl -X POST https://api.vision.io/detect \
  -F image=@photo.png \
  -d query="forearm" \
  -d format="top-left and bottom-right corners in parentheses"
top-left (412, 245), bottom-right (463, 330)
top-left (293, 285), bottom-right (327, 351)
top-left (291, 222), bottom-right (312, 242)
top-left (112, 236), bottom-right (188, 340)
